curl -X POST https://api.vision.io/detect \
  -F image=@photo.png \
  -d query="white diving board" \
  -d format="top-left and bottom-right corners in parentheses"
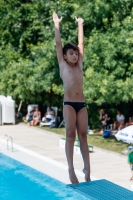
top-left (67, 179), bottom-right (133, 200)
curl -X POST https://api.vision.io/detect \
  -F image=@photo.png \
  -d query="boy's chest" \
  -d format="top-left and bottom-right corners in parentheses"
top-left (61, 65), bottom-right (83, 81)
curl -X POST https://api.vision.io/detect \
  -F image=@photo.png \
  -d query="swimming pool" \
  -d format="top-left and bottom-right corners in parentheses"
top-left (0, 153), bottom-right (88, 200)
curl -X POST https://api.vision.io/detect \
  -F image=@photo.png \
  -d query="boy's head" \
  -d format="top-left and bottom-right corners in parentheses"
top-left (63, 43), bottom-right (79, 65)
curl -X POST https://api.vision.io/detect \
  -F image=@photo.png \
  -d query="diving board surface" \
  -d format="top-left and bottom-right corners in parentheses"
top-left (67, 179), bottom-right (133, 200)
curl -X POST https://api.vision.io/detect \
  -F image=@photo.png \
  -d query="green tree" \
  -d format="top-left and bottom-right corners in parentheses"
top-left (74, 0), bottom-right (133, 105)
top-left (0, 0), bottom-right (76, 106)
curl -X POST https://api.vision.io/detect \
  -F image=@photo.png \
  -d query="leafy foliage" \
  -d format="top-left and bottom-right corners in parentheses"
top-left (75, 0), bottom-right (133, 105)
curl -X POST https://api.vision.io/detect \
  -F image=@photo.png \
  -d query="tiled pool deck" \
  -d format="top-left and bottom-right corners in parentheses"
top-left (0, 123), bottom-right (132, 190)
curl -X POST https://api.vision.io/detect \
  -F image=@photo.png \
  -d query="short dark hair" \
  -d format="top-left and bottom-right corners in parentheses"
top-left (63, 43), bottom-right (79, 55)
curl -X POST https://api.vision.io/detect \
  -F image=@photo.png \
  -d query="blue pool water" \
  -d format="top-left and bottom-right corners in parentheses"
top-left (0, 153), bottom-right (87, 200)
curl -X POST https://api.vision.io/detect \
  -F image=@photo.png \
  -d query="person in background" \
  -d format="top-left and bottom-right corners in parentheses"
top-left (128, 151), bottom-right (133, 181)
top-left (29, 107), bottom-right (41, 126)
top-left (98, 109), bottom-right (112, 134)
top-left (26, 107), bottom-right (35, 123)
top-left (42, 107), bottom-right (55, 122)
top-left (113, 110), bottom-right (125, 130)
top-left (126, 116), bottom-right (133, 127)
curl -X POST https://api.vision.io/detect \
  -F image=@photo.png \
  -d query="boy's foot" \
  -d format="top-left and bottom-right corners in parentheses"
top-left (68, 169), bottom-right (79, 184)
top-left (83, 168), bottom-right (91, 182)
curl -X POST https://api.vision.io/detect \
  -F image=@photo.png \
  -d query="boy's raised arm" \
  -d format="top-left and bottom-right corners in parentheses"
top-left (75, 17), bottom-right (84, 63)
top-left (53, 13), bottom-right (63, 65)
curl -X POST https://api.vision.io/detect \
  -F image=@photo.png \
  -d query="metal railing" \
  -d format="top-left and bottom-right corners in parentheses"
top-left (0, 134), bottom-right (13, 152)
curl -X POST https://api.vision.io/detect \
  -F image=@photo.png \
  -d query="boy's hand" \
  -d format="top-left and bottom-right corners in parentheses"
top-left (53, 12), bottom-right (62, 24)
top-left (75, 17), bottom-right (84, 24)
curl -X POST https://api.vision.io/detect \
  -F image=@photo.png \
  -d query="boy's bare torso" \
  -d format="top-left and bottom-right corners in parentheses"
top-left (60, 60), bottom-right (85, 102)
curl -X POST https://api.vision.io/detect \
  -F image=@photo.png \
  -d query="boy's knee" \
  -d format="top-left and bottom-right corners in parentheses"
top-left (66, 131), bottom-right (75, 140)
top-left (78, 131), bottom-right (87, 140)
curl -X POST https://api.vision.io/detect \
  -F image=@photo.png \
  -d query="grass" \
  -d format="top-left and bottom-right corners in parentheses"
top-left (38, 126), bottom-right (129, 155)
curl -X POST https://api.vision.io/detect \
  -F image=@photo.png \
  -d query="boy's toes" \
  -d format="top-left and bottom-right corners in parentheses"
top-left (68, 169), bottom-right (79, 184)
top-left (72, 178), bottom-right (79, 184)
top-left (83, 168), bottom-right (91, 182)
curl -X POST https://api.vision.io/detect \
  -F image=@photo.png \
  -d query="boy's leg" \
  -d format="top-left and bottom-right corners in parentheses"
top-left (63, 105), bottom-right (79, 184)
top-left (76, 107), bottom-right (91, 182)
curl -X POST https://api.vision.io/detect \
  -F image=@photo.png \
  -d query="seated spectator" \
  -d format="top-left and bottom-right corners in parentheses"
top-left (42, 107), bottom-right (55, 122)
top-left (26, 107), bottom-right (35, 122)
top-left (126, 116), bottom-right (133, 127)
top-left (29, 107), bottom-right (41, 126)
top-left (98, 109), bottom-right (112, 134)
top-left (113, 110), bottom-right (125, 130)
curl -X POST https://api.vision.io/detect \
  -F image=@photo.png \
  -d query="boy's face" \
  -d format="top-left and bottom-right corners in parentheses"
top-left (64, 49), bottom-right (79, 64)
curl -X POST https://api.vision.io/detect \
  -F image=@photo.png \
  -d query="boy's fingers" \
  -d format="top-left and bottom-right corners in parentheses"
top-left (53, 12), bottom-right (58, 18)
top-left (52, 12), bottom-right (56, 17)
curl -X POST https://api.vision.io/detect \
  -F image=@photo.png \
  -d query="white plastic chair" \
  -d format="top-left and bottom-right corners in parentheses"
top-left (105, 124), bottom-right (113, 131)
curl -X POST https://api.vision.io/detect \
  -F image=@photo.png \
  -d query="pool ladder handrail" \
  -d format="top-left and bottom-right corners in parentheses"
top-left (0, 134), bottom-right (13, 152)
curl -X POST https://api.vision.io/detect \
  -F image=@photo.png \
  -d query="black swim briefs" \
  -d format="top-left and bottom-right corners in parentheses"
top-left (63, 102), bottom-right (86, 113)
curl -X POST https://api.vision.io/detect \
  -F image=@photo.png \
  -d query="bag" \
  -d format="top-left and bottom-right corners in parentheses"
top-left (102, 131), bottom-right (110, 138)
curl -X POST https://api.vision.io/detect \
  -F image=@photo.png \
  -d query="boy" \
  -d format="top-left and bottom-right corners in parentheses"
top-left (53, 12), bottom-right (90, 184)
